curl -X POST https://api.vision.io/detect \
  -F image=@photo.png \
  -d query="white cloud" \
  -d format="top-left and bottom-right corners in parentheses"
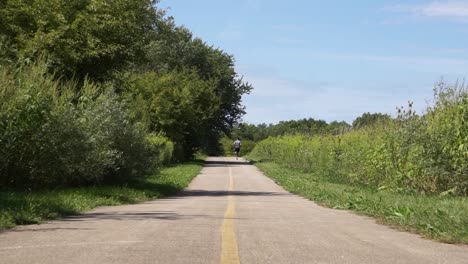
top-left (387, 1), bottom-right (468, 21)
top-left (240, 74), bottom-right (431, 124)
top-left (311, 51), bottom-right (468, 75)
top-left (440, 48), bottom-right (468, 54)
top-left (237, 62), bottom-right (443, 125)
top-left (402, 46), bottom-right (468, 55)
top-left (414, 1), bottom-right (468, 17)
top-left (333, 53), bottom-right (468, 65)
top-left (244, 76), bottom-right (326, 98)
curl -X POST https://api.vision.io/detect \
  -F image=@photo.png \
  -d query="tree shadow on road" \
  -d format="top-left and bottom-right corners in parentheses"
top-left (8, 227), bottom-right (94, 232)
top-left (64, 211), bottom-right (181, 221)
top-left (203, 160), bottom-right (251, 167)
top-left (176, 190), bottom-right (287, 197)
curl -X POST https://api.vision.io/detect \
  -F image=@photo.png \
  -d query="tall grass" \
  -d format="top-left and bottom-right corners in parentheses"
top-left (0, 62), bottom-right (173, 189)
top-left (220, 136), bottom-right (256, 156)
top-left (250, 81), bottom-right (468, 195)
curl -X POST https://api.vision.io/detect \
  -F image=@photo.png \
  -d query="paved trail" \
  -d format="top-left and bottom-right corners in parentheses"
top-left (1, 157), bottom-right (467, 264)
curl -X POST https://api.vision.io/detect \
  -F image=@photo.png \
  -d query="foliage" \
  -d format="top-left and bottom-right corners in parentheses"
top-left (249, 81), bottom-right (468, 195)
top-left (413, 82), bottom-right (468, 193)
top-left (146, 134), bottom-right (173, 168)
top-left (0, 0), bottom-right (160, 80)
top-left (352, 112), bottom-right (391, 129)
top-left (123, 70), bottom-right (220, 160)
top-left (231, 118), bottom-right (351, 143)
top-left (0, 62), bottom-right (173, 188)
top-left (0, 1), bottom-right (251, 189)
top-left (144, 18), bottom-right (253, 149)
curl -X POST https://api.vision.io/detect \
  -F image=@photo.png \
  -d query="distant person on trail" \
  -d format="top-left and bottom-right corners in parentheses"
top-left (233, 137), bottom-right (241, 160)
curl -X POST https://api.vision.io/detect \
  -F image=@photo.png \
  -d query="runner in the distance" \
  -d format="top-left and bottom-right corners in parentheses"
top-left (233, 137), bottom-right (241, 160)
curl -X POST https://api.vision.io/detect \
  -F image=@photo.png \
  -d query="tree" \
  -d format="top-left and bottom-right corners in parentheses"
top-left (143, 18), bottom-right (252, 152)
top-left (125, 70), bottom-right (220, 159)
top-left (0, 0), bottom-right (161, 80)
top-left (0, 1), bottom-right (253, 160)
top-left (352, 112), bottom-right (391, 129)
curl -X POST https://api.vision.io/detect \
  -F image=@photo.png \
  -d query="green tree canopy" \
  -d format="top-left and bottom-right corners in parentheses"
top-left (125, 70), bottom-right (221, 159)
top-left (144, 18), bottom-right (252, 132)
top-left (0, 0), bottom-right (160, 80)
top-left (352, 112), bottom-right (392, 129)
top-left (138, 18), bottom-right (252, 154)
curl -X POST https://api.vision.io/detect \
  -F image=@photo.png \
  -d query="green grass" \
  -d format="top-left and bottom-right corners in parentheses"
top-left (0, 160), bottom-right (203, 230)
top-left (251, 161), bottom-right (468, 244)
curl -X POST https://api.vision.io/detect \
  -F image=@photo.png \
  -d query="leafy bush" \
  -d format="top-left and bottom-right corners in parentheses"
top-left (418, 82), bottom-right (468, 193)
top-left (146, 134), bottom-right (174, 168)
top-left (0, 63), bottom-right (87, 187)
top-left (0, 62), bottom-right (173, 188)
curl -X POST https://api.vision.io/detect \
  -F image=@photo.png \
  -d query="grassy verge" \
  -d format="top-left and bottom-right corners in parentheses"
top-left (0, 160), bottom-right (203, 230)
top-left (251, 161), bottom-right (468, 244)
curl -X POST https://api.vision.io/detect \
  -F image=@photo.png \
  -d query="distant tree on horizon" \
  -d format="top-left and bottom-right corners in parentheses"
top-left (352, 112), bottom-right (392, 129)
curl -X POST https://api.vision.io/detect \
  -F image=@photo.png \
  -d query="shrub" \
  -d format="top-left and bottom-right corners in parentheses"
top-left (146, 134), bottom-right (174, 168)
top-left (0, 62), bottom-right (171, 188)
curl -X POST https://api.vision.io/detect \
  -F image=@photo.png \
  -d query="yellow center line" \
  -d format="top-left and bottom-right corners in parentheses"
top-left (221, 166), bottom-right (240, 264)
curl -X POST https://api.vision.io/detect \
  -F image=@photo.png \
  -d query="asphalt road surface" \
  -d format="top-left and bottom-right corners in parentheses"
top-left (1, 157), bottom-right (467, 264)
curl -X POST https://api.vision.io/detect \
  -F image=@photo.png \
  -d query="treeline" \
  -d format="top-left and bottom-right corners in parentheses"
top-left (224, 112), bottom-right (390, 155)
top-left (0, 0), bottom-right (251, 188)
top-left (230, 113), bottom-right (390, 143)
top-left (250, 81), bottom-right (468, 196)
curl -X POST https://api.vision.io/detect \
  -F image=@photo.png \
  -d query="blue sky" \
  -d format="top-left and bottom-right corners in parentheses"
top-left (159, 0), bottom-right (468, 124)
